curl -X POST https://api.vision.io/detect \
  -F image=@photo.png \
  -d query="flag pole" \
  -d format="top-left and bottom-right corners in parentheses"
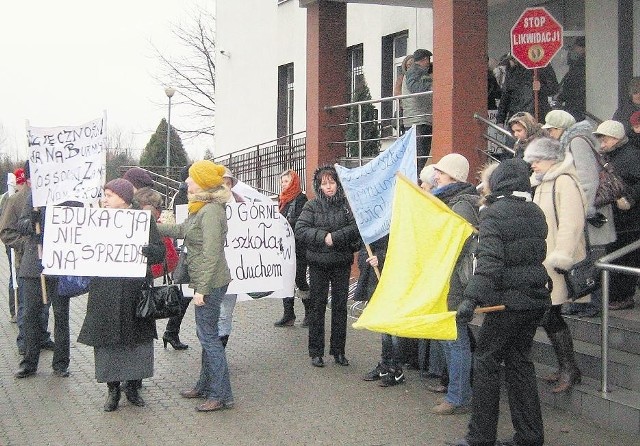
top-left (474, 305), bottom-right (505, 314)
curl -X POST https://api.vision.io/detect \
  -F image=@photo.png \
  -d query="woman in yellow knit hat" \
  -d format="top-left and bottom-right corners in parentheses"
top-left (157, 160), bottom-right (235, 412)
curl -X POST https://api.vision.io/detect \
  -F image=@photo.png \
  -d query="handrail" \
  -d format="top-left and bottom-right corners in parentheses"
top-left (212, 131), bottom-right (306, 160)
top-left (473, 112), bottom-right (516, 156)
top-left (594, 238), bottom-right (640, 394)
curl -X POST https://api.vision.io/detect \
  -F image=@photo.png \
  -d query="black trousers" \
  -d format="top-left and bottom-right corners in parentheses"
top-left (466, 309), bottom-right (545, 446)
top-left (5, 247), bottom-right (15, 317)
top-left (20, 276), bottom-right (69, 373)
top-left (307, 264), bottom-right (350, 358)
top-left (607, 230), bottom-right (640, 303)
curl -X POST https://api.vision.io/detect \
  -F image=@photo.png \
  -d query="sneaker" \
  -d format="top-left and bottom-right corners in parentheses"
top-left (379, 368), bottom-right (405, 387)
top-left (363, 363), bottom-right (387, 381)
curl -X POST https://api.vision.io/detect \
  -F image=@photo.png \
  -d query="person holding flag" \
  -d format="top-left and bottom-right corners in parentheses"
top-left (295, 165), bottom-right (360, 368)
top-left (450, 159), bottom-right (550, 446)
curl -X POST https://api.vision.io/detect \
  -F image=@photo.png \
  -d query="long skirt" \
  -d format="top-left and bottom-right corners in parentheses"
top-left (94, 341), bottom-right (154, 383)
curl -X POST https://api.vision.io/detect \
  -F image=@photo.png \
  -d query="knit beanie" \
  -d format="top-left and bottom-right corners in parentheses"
top-left (542, 110), bottom-right (576, 129)
top-left (189, 160), bottom-right (225, 190)
top-left (104, 178), bottom-right (134, 205)
top-left (433, 153), bottom-right (469, 182)
top-left (593, 120), bottom-right (626, 140)
top-left (523, 137), bottom-right (565, 163)
top-left (14, 168), bottom-right (26, 185)
top-left (123, 167), bottom-right (154, 190)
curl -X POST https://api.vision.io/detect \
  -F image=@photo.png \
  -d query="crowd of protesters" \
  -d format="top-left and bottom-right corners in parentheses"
top-left (1, 37), bottom-right (639, 446)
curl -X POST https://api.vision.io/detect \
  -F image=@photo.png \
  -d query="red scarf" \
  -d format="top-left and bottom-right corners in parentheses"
top-left (279, 170), bottom-right (302, 212)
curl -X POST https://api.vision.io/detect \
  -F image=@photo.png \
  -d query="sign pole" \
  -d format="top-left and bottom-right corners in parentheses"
top-left (533, 68), bottom-right (540, 122)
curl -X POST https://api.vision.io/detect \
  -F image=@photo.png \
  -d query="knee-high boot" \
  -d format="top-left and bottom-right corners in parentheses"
top-left (542, 327), bottom-right (565, 383)
top-left (104, 382), bottom-right (121, 412)
top-left (550, 328), bottom-right (582, 393)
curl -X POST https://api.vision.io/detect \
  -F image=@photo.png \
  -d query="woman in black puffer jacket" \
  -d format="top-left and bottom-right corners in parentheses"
top-left (295, 165), bottom-right (361, 368)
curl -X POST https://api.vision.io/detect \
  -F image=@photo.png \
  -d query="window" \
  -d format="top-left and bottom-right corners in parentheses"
top-left (277, 63), bottom-right (294, 138)
top-left (348, 44), bottom-right (364, 99)
top-left (381, 31), bottom-right (409, 128)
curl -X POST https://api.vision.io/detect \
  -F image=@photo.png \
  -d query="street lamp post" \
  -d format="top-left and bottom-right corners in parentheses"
top-left (164, 87), bottom-right (176, 177)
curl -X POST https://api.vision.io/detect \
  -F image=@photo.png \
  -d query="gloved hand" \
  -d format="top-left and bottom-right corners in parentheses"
top-left (30, 208), bottom-right (42, 231)
top-left (141, 245), bottom-right (151, 258)
top-left (456, 299), bottom-right (477, 324)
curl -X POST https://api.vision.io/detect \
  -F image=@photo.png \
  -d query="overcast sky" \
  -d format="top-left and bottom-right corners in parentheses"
top-left (0, 0), bottom-right (213, 162)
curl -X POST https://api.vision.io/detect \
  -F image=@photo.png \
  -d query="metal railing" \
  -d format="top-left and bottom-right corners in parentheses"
top-left (595, 238), bottom-right (640, 394)
top-left (473, 113), bottom-right (516, 160)
top-left (213, 131), bottom-right (306, 196)
top-left (325, 91), bottom-right (433, 167)
top-left (118, 166), bottom-right (182, 208)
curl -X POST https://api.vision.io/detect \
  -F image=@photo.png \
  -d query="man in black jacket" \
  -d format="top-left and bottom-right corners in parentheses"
top-left (449, 159), bottom-right (551, 446)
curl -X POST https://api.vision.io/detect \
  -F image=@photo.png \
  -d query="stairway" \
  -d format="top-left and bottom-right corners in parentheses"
top-left (471, 306), bottom-right (640, 435)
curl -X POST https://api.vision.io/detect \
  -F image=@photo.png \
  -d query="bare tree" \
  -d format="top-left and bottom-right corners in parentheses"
top-left (153, 7), bottom-right (216, 144)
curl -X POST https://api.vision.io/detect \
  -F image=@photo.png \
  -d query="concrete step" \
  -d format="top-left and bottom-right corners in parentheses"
top-left (564, 313), bottom-right (640, 356)
top-left (535, 363), bottom-right (640, 436)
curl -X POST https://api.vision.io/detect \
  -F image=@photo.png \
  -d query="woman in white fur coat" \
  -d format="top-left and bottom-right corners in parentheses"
top-left (524, 137), bottom-right (586, 393)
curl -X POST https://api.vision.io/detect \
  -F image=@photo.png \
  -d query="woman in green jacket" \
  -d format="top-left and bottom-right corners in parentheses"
top-left (157, 160), bottom-right (234, 412)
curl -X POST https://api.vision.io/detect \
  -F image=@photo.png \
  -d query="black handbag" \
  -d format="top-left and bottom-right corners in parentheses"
top-left (172, 246), bottom-right (190, 284)
top-left (136, 261), bottom-right (183, 319)
top-left (552, 178), bottom-right (600, 301)
top-left (589, 144), bottom-right (627, 208)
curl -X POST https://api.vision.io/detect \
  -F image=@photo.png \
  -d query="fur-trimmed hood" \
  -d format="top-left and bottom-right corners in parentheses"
top-left (188, 186), bottom-right (231, 205)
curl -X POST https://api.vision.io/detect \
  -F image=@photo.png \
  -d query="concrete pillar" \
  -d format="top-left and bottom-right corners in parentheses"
top-left (305, 1), bottom-right (348, 196)
top-left (432, 0), bottom-right (488, 180)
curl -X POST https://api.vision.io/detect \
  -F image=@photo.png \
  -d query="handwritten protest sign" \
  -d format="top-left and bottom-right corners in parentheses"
top-left (42, 206), bottom-right (151, 278)
top-left (174, 189), bottom-right (296, 300)
top-left (335, 126), bottom-right (417, 244)
top-left (27, 115), bottom-right (107, 207)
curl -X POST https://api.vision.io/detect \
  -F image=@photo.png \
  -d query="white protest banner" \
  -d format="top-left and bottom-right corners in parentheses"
top-left (42, 206), bottom-right (151, 278)
top-left (173, 184), bottom-right (296, 300)
top-left (27, 114), bottom-right (107, 207)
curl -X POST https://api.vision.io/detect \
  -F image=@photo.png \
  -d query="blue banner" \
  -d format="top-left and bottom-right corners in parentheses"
top-left (335, 126), bottom-right (417, 245)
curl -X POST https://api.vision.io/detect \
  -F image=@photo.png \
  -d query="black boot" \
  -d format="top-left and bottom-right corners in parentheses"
top-left (301, 299), bottom-right (310, 328)
top-left (220, 335), bottom-right (229, 348)
top-left (549, 328), bottom-right (582, 393)
top-left (274, 298), bottom-right (296, 327)
top-left (162, 332), bottom-right (188, 350)
top-left (124, 380), bottom-right (145, 406)
top-left (104, 382), bottom-right (121, 412)
top-left (542, 327), bottom-right (564, 383)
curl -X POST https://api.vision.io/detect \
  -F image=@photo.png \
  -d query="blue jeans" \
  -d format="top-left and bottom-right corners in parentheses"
top-left (428, 340), bottom-right (446, 376)
top-left (380, 334), bottom-right (401, 369)
top-left (218, 294), bottom-right (237, 338)
top-left (194, 285), bottom-right (233, 403)
top-left (439, 322), bottom-right (472, 407)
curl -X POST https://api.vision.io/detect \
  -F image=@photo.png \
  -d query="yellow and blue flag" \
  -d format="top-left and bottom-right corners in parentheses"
top-left (352, 174), bottom-right (474, 340)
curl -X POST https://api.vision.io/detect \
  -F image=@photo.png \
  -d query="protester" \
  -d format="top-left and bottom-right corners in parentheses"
top-left (77, 178), bottom-right (166, 411)
top-left (419, 164), bottom-right (437, 192)
top-left (524, 137), bottom-right (585, 393)
top-left (157, 161), bottom-right (235, 412)
top-left (629, 111), bottom-right (640, 149)
top-left (593, 120), bottom-right (640, 311)
top-left (556, 36), bottom-right (586, 121)
top-left (429, 154), bottom-right (479, 415)
top-left (613, 76), bottom-right (640, 140)
top-left (295, 165), bottom-right (360, 368)
top-left (11, 162), bottom-right (67, 379)
top-left (358, 235), bottom-right (405, 386)
top-left (274, 169), bottom-right (310, 327)
top-left (496, 54), bottom-right (558, 125)
top-left (449, 159), bottom-right (550, 446)
top-left (163, 164), bottom-right (192, 349)
top-left (402, 49), bottom-right (434, 174)
top-left (507, 111), bottom-right (547, 158)
top-left (0, 170), bottom-right (20, 323)
top-left (542, 109), bottom-right (616, 317)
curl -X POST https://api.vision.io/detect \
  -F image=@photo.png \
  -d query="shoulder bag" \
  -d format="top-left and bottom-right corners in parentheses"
top-left (136, 261), bottom-right (183, 319)
top-left (587, 143), bottom-right (627, 208)
top-left (551, 178), bottom-right (600, 300)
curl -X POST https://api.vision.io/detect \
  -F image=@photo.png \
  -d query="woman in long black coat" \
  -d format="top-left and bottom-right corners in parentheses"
top-left (78, 179), bottom-right (165, 412)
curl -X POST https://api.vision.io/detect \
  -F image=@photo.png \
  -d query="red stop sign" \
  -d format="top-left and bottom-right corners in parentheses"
top-left (511, 7), bottom-right (563, 69)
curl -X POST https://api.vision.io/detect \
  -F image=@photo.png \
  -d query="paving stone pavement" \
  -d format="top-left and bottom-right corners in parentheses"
top-left (0, 253), bottom-right (637, 445)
